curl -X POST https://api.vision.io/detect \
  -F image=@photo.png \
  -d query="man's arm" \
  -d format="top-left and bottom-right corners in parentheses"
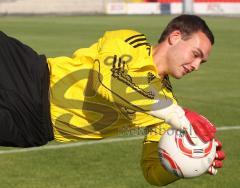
top-left (141, 123), bottom-right (179, 186)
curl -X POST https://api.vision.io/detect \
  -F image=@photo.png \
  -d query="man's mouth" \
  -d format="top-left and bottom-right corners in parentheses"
top-left (182, 65), bottom-right (191, 74)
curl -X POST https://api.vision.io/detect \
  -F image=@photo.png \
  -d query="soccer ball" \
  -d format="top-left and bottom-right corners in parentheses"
top-left (158, 128), bottom-right (216, 178)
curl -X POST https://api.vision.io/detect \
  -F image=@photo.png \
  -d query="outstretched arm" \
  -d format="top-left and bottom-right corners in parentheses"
top-left (140, 123), bottom-right (180, 186)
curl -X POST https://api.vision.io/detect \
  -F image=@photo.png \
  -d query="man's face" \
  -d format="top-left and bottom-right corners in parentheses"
top-left (166, 31), bottom-right (212, 79)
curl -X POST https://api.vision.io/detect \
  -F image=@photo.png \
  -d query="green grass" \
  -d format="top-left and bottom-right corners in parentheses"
top-left (0, 15), bottom-right (239, 188)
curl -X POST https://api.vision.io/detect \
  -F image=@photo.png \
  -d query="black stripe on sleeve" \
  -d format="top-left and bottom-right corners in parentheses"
top-left (133, 42), bottom-right (150, 48)
top-left (125, 34), bottom-right (145, 42)
top-left (129, 37), bottom-right (147, 45)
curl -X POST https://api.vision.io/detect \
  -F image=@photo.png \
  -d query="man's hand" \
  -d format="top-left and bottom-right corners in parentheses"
top-left (184, 108), bottom-right (216, 142)
top-left (208, 139), bottom-right (225, 175)
top-left (149, 103), bottom-right (201, 145)
top-left (149, 103), bottom-right (216, 145)
top-left (183, 108), bottom-right (225, 174)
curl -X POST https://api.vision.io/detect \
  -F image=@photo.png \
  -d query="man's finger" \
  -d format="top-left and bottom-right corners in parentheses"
top-left (215, 139), bottom-right (223, 150)
top-left (212, 160), bottom-right (223, 168)
top-left (208, 166), bottom-right (218, 175)
top-left (216, 150), bottom-right (225, 160)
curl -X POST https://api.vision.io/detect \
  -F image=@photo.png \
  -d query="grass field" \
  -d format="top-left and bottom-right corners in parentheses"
top-left (0, 15), bottom-right (239, 188)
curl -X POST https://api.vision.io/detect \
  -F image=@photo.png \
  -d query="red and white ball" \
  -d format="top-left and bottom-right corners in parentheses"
top-left (158, 128), bottom-right (216, 178)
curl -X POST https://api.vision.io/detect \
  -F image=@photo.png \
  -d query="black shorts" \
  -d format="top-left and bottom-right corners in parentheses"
top-left (0, 31), bottom-right (53, 147)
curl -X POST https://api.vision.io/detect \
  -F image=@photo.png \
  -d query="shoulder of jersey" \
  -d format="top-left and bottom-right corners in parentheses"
top-left (104, 30), bottom-right (151, 49)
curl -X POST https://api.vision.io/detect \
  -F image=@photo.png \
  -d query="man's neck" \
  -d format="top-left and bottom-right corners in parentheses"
top-left (152, 43), bottom-right (168, 78)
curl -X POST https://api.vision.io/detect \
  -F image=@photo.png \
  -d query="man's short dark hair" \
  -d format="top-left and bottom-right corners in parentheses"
top-left (158, 14), bottom-right (214, 45)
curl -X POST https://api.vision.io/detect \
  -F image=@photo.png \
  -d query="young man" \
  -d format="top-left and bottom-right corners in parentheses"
top-left (0, 15), bottom-right (224, 186)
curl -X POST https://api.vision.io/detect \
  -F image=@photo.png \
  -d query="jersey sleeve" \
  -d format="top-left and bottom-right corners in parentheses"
top-left (92, 30), bottom-right (177, 116)
top-left (141, 123), bottom-right (179, 186)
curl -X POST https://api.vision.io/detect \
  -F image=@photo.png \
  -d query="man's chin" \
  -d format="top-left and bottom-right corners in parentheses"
top-left (170, 73), bottom-right (184, 79)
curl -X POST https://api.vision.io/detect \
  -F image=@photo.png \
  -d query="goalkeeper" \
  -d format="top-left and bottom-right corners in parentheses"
top-left (0, 15), bottom-right (224, 186)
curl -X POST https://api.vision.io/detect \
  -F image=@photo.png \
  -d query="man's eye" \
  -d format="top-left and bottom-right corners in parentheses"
top-left (193, 52), bottom-right (199, 58)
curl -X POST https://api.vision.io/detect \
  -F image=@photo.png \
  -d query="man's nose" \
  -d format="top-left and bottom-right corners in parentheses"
top-left (191, 59), bottom-right (201, 71)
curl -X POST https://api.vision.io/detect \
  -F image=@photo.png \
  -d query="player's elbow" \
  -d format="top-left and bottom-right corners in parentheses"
top-left (142, 171), bottom-right (167, 187)
top-left (141, 161), bottom-right (177, 187)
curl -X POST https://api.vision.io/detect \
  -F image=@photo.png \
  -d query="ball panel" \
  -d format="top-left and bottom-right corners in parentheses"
top-left (159, 148), bottom-right (184, 178)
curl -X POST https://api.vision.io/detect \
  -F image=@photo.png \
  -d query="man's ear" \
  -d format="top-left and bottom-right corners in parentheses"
top-left (168, 30), bottom-right (182, 45)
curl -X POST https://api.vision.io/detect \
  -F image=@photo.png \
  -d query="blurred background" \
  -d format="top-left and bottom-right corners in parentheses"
top-left (0, 0), bottom-right (239, 15)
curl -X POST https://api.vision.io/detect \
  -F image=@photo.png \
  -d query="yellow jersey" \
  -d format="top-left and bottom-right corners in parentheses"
top-left (47, 30), bottom-right (177, 142)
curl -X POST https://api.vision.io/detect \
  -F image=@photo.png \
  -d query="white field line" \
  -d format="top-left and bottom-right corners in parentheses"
top-left (0, 125), bottom-right (239, 155)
